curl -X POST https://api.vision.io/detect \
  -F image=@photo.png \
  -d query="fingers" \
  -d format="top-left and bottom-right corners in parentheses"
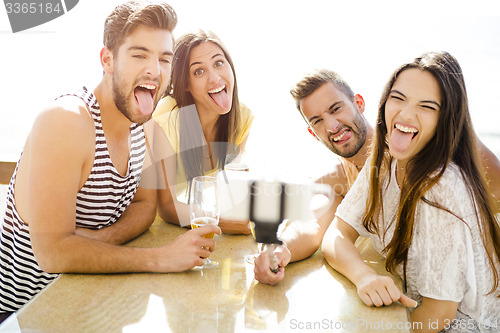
top-left (192, 256), bottom-right (206, 267)
top-left (357, 276), bottom-right (409, 307)
top-left (185, 226), bottom-right (219, 255)
top-left (275, 245), bottom-right (291, 267)
top-left (254, 265), bottom-right (285, 285)
top-left (253, 252), bottom-right (268, 270)
top-left (213, 225), bottom-right (222, 236)
top-left (358, 289), bottom-right (389, 307)
top-left (190, 224), bottom-right (221, 237)
top-left (199, 239), bottom-right (216, 252)
top-left (196, 246), bottom-right (212, 259)
top-left (399, 293), bottom-right (418, 308)
top-left (258, 266), bottom-right (285, 285)
top-left (358, 291), bottom-right (374, 307)
top-left (385, 282), bottom-right (402, 303)
top-left (254, 252), bottom-right (285, 285)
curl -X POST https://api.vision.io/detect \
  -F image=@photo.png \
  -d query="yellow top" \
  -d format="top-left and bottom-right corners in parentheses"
top-left (152, 96), bottom-right (254, 203)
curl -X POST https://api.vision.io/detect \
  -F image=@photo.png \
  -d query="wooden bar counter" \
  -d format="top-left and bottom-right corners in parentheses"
top-left (14, 215), bottom-right (411, 332)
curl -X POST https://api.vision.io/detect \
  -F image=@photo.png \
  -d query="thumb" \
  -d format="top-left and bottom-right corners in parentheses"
top-left (213, 225), bottom-right (222, 235)
top-left (399, 293), bottom-right (418, 308)
top-left (205, 224), bottom-right (221, 235)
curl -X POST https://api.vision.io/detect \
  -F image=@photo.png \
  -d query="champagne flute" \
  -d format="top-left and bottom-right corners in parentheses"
top-left (190, 176), bottom-right (219, 269)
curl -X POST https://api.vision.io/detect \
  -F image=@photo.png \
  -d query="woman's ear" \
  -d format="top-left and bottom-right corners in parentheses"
top-left (308, 127), bottom-right (319, 141)
top-left (100, 47), bottom-right (114, 74)
top-left (354, 94), bottom-right (365, 114)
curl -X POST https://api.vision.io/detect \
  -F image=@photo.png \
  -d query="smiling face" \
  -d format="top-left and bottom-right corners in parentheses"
top-left (111, 25), bottom-right (174, 124)
top-left (187, 41), bottom-right (235, 116)
top-left (385, 68), bottom-right (441, 164)
top-left (300, 82), bottom-right (368, 158)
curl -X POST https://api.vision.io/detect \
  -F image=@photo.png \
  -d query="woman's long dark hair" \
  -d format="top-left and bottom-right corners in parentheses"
top-left (166, 30), bottom-right (241, 187)
top-left (364, 51), bottom-right (500, 295)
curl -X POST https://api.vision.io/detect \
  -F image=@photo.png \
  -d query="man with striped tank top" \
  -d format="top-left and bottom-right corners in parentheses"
top-left (0, 0), bottom-right (219, 316)
top-left (254, 69), bottom-right (500, 286)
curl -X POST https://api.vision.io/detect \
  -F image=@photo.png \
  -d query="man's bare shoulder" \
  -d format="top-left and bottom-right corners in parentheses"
top-left (32, 96), bottom-right (94, 139)
top-left (315, 163), bottom-right (349, 197)
top-left (28, 96), bottom-right (96, 161)
top-left (15, 96), bottom-right (96, 214)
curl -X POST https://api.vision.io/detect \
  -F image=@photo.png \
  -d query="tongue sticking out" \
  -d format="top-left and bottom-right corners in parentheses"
top-left (390, 128), bottom-right (414, 152)
top-left (210, 90), bottom-right (230, 110)
top-left (134, 88), bottom-right (154, 116)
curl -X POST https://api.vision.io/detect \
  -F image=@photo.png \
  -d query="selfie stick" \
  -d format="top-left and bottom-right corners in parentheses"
top-left (249, 180), bottom-right (284, 274)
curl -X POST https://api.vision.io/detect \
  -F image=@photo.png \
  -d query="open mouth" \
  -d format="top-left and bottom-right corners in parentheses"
top-left (208, 84), bottom-right (230, 110)
top-left (389, 123), bottom-right (419, 152)
top-left (134, 84), bottom-right (157, 116)
top-left (332, 130), bottom-right (348, 142)
top-left (136, 84), bottom-right (157, 98)
top-left (330, 129), bottom-right (352, 144)
top-left (394, 123), bottom-right (418, 139)
top-left (208, 85), bottom-right (226, 94)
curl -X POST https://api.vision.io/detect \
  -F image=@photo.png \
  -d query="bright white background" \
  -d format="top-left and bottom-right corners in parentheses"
top-left (1, 0), bottom-right (499, 179)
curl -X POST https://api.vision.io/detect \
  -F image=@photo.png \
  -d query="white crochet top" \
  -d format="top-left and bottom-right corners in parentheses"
top-left (336, 158), bottom-right (500, 330)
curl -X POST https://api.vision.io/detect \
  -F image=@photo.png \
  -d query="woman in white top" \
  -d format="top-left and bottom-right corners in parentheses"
top-left (322, 51), bottom-right (500, 332)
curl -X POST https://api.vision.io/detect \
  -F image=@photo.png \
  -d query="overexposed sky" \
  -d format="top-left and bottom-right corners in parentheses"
top-left (1, 0), bottom-right (499, 176)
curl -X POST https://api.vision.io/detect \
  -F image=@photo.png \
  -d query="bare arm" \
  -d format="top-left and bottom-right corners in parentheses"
top-left (157, 156), bottom-right (251, 233)
top-left (411, 297), bottom-right (458, 333)
top-left (285, 193), bottom-right (342, 262)
top-left (157, 157), bottom-right (190, 227)
top-left (254, 166), bottom-right (345, 285)
top-left (157, 124), bottom-right (250, 233)
top-left (24, 102), bottom-right (219, 274)
top-left (321, 217), bottom-right (417, 308)
top-left (75, 187), bottom-right (157, 245)
top-left (148, 118), bottom-right (190, 227)
top-left (75, 119), bottom-right (158, 244)
top-left (321, 216), bottom-right (371, 284)
top-left (285, 166), bottom-right (348, 261)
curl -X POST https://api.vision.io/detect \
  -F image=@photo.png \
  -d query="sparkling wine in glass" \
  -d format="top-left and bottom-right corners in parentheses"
top-left (190, 176), bottom-right (219, 269)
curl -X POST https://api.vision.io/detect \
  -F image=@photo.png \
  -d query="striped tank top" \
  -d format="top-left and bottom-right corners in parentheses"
top-left (0, 87), bottom-right (146, 312)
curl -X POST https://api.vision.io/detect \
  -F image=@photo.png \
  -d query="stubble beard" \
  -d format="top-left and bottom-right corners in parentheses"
top-left (112, 74), bottom-right (154, 125)
top-left (326, 114), bottom-right (367, 159)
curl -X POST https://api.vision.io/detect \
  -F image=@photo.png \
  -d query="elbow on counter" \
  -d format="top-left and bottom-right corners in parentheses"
top-left (31, 237), bottom-right (73, 274)
top-left (320, 226), bottom-right (334, 262)
top-left (157, 202), bottom-right (181, 226)
top-left (33, 253), bottom-right (66, 274)
top-left (141, 201), bottom-right (159, 229)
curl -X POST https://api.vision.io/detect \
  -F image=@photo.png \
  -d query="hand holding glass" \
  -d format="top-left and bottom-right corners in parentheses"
top-left (190, 176), bottom-right (219, 269)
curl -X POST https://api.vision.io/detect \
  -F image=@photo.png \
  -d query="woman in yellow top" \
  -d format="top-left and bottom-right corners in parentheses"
top-left (153, 30), bottom-right (253, 234)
